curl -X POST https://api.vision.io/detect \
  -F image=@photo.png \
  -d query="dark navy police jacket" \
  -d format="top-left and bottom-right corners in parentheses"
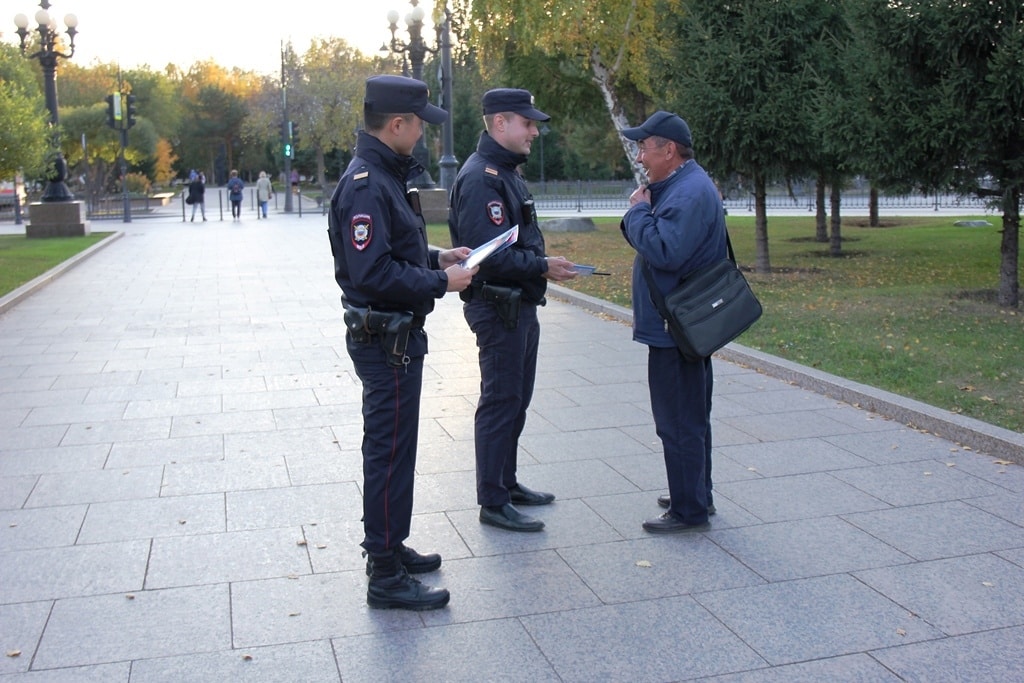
top-left (327, 132), bottom-right (449, 354)
top-left (448, 132), bottom-right (549, 305)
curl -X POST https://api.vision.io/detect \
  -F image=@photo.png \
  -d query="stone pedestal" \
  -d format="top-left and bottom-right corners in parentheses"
top-left (540, 217), bottom-right (596, 233)
top-left (26, 201), bottom-right (91, 238)
top-left (418, 188), bottom-right (449, 225)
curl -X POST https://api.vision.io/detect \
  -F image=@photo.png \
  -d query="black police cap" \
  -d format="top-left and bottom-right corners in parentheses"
top-left (481, 88), bottom-right (550, 121)
top-left (364, 75), bottom-right (447, 125)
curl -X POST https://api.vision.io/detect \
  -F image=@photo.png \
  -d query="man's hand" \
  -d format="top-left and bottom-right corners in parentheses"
top-left (438, 247), bottom-right (472, 269)
top-left (543, 256), bottom-right (579, 282)
top-left (629, 185), bottom-right (651, 207)
top-left (444, 263), bottom-right (477, 292)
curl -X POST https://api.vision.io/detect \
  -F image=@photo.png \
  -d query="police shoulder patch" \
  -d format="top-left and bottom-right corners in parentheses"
top-left (487, 201), bottom-right (505, 226)
top-left (484, 166), bottom-right (499, 176)
top-left (351, 214), bottom-right (373, 251)
top-left (353, 171), bottom-right (369, 180)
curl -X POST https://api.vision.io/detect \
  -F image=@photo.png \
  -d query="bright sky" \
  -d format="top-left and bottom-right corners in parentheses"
top-left (7, 0), bottom-right (441, 76)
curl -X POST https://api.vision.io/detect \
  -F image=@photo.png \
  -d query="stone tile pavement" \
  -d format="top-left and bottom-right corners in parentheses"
top-left (1, 210), bottom-right (1023, 681)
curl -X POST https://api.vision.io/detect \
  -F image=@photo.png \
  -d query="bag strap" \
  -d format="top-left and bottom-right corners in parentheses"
top-left (641, 229), bottom-right (736, 320)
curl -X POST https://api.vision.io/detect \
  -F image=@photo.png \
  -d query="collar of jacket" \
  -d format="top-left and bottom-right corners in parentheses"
top-left (354, 130), bottom-right (425, 182)
top-left (477, 131), bottom-right (529, 169)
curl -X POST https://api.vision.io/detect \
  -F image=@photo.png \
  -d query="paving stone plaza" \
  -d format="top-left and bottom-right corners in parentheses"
top-left (1, 207), bottom-right (1023, 681)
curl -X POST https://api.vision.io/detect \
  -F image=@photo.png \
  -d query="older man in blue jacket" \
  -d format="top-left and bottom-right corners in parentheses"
top-left (620, 111), bottom-right (727, 533)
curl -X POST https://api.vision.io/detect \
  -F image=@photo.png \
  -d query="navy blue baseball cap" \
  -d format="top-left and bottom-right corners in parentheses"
top-left (621, 110), bottom-right (693, 148)
top-left (482, 88), bottom-right (551, 121)
top-left (364, 75), bottom-right (447, 124)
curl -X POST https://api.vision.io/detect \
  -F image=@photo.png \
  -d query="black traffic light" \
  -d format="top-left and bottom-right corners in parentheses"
top-left (104, 93), bottom-right (117, 129)
top-left (125, 94), bottom-right (138, 129)
top-left (290, 121), bottom-right (299, 146)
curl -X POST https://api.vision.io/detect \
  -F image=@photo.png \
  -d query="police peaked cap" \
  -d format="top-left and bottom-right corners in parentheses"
top-left (364, 75), bottom-right (447, 124)
top-left (481, 88), bottom-right (551, 121)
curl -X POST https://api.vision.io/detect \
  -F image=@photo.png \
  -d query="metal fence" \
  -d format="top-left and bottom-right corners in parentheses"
top-left (529, 180), bottom-right (996, 213)
top-left (0, 181), bottom-right (1006, 225)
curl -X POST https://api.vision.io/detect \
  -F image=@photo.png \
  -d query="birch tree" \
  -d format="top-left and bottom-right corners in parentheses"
top-left (468, 0), bottom-right (674, 184)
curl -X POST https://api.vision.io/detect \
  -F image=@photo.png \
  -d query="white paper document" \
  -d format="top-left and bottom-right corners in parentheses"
top-left (461, 225), bottom-right (519, 270)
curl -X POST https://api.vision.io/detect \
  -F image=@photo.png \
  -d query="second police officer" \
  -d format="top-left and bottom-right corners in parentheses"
top-left (449, 88), bottom-right (579, 532)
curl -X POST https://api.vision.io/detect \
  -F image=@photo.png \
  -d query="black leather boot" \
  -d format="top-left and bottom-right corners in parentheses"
top-left (366, 550), bottom-right (450, 611)
top-left (364, 543), bottom-right (442, 576)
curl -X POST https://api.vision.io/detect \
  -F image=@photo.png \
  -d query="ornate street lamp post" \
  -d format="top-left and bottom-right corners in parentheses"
top-left (384, 0), bottom-right (437, 189)
top-left (435, 4), bottom-right (457, 192)
top-left (13, 1), bottom-right (78, 203)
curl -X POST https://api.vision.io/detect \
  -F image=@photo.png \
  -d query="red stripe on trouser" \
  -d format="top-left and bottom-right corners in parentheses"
top-left (382, 366), bottom-right (400, 549)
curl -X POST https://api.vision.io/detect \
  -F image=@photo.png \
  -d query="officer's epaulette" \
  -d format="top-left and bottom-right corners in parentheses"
top-left (351, 166), bottom-right (370, 190)
top-left (484, 166), bottom-right (499, 176)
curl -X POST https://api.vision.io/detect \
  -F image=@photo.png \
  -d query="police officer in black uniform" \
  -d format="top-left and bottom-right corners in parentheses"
top-left (328, 75), bottom-right (475, 610)
top-left (448, 89), bottom-right (578, 532)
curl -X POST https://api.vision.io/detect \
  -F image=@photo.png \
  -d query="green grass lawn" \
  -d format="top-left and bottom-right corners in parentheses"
top-left (0, 233), bottom-right (112, 295)
top-left (430, 215), bottom-right (1024, 433)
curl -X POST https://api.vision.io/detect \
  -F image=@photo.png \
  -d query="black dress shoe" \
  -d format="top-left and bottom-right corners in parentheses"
top-left (657, 494), bottom-right (716, 516)
top-left (367, 568), bottom-right (450, 611)
top-left (509, 482), bottom-right (555, 506)
top-left (480, 503), bottom-right (545, 532)
top-left (365, 543), bottom-right (441, 576)
top-left (642, 511), bottom-right (710, 534)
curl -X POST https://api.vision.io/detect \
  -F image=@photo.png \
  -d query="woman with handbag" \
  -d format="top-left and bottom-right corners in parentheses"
top-left (620, 110), bottom-right (727, 534)
top-left (187, 171), bottom-right (206, 222)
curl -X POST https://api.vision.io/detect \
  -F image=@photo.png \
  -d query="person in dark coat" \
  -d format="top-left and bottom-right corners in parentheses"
top-left (448, 89), bottom-right (577, 533)
top-left (327, 75), bottom-right (476, 611)
top-left (187, 172), bottom-right (206, 221)
top-left (620, 111), bottom-right (727, 534)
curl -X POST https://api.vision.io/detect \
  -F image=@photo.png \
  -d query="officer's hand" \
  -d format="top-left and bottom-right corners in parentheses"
top-left (438, 247), bottom-right (472, 269)
top-left (444, 263), bottom-right (477, 292)
top-left (544, 256), bottom-right (578, 282)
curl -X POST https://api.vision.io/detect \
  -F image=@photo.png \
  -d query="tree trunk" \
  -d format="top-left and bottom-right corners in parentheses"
top-left (997, 186), bottom-right (1021, 308)
top-left (869, 185), bottom-right (879, 227)
top-left (589, 48), bottom-right (646, 186)
top-left (754, 171), bottom-right (771, 274)
top-left (815, 172), bottom-right (827, 242)
top-left (830, 178), bottom-right (843, 256)
top-left (315, 145), bottom-right (327, 188)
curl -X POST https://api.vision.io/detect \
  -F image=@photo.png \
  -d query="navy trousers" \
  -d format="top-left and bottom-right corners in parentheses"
top-left (648, 346), bottom-right (714, 525)
top-left (465, 300), bottom-right (539, 507)
top-left (348, 338), bottom-right (424, 554)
